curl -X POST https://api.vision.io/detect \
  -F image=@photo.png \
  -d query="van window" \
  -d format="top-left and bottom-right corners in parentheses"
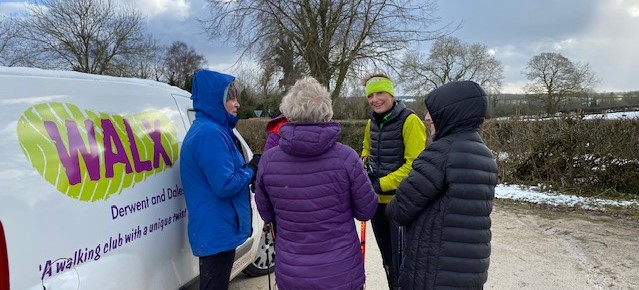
top-left (187, 109), bottom-right (196, 124)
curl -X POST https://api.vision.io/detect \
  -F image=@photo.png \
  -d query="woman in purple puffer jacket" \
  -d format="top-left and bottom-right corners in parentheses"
top-left (255, 77), bottom-right (378, 290)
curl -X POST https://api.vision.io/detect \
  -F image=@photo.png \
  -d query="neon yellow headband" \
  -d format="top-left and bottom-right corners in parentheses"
top-left (365, 76), bottom-right (395, 97)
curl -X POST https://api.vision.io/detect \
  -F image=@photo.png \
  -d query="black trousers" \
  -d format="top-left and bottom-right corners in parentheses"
top-left (199, 249), bottom-right (235, 290)
top-left (371, 203), bottom-right (400, 290)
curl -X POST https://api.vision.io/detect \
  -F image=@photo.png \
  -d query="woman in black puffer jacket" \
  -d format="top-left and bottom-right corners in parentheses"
top-left (386, 80), bottom-right (499, 290)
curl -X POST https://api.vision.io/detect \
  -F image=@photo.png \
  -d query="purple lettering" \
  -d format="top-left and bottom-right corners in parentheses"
top-left (111, 205), bottom-right (119, 219)
top-left (124, 118), bottom-right (152, 173)
top-left (143, 119), bottom-right (173, 168)
top-left (44, 120), bottom-right (100, 185)
top-left (55, 259), bottom-right (67, 273)
top-left (102, 119), bottom-right (133, 178)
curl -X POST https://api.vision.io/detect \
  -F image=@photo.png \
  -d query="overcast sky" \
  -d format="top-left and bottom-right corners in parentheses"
top-left (2, 0), bottom-right (638, 94)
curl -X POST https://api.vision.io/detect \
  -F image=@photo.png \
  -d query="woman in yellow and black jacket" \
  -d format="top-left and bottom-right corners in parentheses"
top-left (361, 74), bottom-right (426, 290)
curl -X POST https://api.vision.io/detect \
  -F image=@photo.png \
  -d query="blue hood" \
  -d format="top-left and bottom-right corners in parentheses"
top-left (191, 70), bottom-right (238, 127)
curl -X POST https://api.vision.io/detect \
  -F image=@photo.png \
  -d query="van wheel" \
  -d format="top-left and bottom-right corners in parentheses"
top-left (242, 228), bottom-right (275, 277)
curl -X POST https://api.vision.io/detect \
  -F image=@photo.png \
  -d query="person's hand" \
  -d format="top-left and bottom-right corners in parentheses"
top-left (371, 177), bottom-right (382, 194)
top-left (364, 158), bottom-right (375, 179)
top-left (247, 153), bottom-right (262, 175)
top-left (247, 154), bottom-right (262, 188)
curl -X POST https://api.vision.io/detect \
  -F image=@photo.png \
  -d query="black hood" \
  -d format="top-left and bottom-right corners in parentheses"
top-left (425, 81), bottom-right (487, 141)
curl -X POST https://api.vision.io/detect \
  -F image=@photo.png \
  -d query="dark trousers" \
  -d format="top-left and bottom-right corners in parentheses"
top-left (199, 249), bottom-right (235, 290)
top-left (371, 203), bottom-right (400, 290)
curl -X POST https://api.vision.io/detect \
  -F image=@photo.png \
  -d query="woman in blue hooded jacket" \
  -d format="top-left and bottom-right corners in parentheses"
top-left (180, 70), bottom-right (260, 290)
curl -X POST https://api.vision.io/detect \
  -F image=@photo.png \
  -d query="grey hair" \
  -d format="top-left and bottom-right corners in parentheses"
top-left (279, 77), bottom-right (333, 122)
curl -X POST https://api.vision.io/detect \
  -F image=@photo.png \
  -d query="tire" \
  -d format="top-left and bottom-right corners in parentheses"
top-left (242, 228), bottom-right (275, 277)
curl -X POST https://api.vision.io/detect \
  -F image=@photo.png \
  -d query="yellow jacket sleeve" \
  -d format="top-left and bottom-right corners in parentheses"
top-left (379, 114), bottom-right (426, 199)
top-left (361, 120), bottom-right (371, 159)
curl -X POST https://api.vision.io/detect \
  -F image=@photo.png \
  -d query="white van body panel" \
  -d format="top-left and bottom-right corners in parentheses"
top-left (0, 67), bottom-right (262, 290)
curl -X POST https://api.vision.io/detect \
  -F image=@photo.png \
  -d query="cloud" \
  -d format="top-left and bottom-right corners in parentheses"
top-left (501, 81), bottom-right (526, 94)
top-left (432, 0), bottom-right (639, 93)
top-left (5, 0), bottom-right (639, 93)
top-left (0, 1), bottom-right (37, 17)
top-left (621, 0), bottom-right (639, 17)
top-left (142, 0), bottom-right (241, 73)
top-left (573, 1), bottom-right (639, 92)
top-left (1, 1), bottom-right (191, 19)
top-left (439, 0), bottom-right (600, 46)
top-left (552, 38), bottom-right (577, 50)
top-left (124, 0), bottom-right (191, 20)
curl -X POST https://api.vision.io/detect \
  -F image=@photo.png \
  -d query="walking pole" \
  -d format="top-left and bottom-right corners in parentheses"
top-left (361, 220), bottom-right (367, 289)
top-left (397, 225), bottom-right (404, 285)
top-left (361, 157), bottom-right (370, 263)
top-left (360, 221), bottom-right (367, 262)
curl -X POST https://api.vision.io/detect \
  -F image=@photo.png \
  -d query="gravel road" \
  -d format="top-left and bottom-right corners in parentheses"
top-left (230, 200), bottom-right (639, 289)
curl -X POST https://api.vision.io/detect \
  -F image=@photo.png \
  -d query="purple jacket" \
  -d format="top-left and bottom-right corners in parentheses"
top-left (255, 122), bottom-right (378, 290)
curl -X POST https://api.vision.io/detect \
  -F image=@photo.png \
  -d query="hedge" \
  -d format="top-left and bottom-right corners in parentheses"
top-left (237, 116), bottom-right (639, 198)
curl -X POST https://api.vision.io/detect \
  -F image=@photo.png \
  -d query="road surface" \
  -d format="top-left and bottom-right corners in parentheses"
top-left (230, 200), bottom-right (639, 289)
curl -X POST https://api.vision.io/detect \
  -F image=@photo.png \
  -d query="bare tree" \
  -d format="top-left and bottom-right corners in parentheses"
top-left (399, 36), bottom-right (504, 96)
top-left (201, 0), bottom-right (449, 101)
top-left (0, 16), bottom-right (22, 66)
top-left (1, 15), bottom-right (50, 67)
top-left (18, 0), bottom-right (156, 74)
top-left (0, 16), bottom-right (11, 63)
top-left (163, 41), bottom-right (207, 92)
top-left (523, 52), bottom-right (598, 114)
top-left (259, 33), bottom-right (307, 90)
top-left (108, 39), bottom-right (163, 79)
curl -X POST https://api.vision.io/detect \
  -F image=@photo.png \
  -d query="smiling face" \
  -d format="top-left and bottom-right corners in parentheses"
top-left (367, 91), bottom-right (394, 114)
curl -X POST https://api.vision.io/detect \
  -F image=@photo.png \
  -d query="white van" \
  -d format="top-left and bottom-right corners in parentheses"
top-left (0, 66), bottom-right (274, 290)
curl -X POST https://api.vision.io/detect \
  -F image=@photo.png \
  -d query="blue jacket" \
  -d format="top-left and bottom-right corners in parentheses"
top-left (180, 70), bottom-right (253, 256)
